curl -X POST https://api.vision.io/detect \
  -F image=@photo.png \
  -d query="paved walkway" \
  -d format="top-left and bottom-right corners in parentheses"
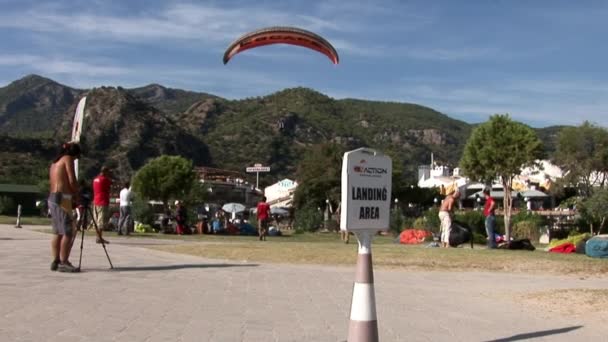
top-left (1, 224), bottom-right (606, 342)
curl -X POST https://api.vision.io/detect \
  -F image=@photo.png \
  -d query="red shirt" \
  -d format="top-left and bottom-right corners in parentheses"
top-left (257, 201), bottom-right (270, 221)
top-left (483, 196), bottom-right (495, 217)
top-left (93, 174), bottom-right (112, 206)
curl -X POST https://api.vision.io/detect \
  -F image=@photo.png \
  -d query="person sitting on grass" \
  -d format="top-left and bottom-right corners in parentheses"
top-left (211, 215), bottom-right (224, 234)
top-left (226, 220), bottom-right (239, 235)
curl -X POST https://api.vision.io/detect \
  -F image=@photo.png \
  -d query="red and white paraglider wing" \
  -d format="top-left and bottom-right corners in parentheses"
top-left (223, 26), bottom-right (339, 65)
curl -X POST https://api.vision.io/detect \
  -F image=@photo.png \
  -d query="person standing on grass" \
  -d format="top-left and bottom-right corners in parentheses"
top-left (117, 181), bottom-right (133, 236)
top-left (483, 188), bottom-right (497, 249)
top-left (48, 142), bottom-right (80, 272)
top-left (256, 196), bottom-right (271, 241)
top-left (438, 190), bottom-right (460, 248)
top-left (92, 166), bottom-right (112, 244)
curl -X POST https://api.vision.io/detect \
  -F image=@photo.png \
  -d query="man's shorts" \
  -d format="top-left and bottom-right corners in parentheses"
top-left (258, 218), bottom-right (269, 230)
top-left (48, 193), bottom-right (73, 236)
top-left (94, 205), bottom-right (110, 230)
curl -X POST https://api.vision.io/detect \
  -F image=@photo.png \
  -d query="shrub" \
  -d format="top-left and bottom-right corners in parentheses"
top-left (412, 217), bottom-right (427, 230)
top-left (512, 220), bottom-right (542, 242)
top-left (132, 197), bottom-right (155, 225)
top-left (294, 205), bottom-right (323, 232)
top-left (510, 211), bottom-right (546, 241)
top-left (455, 211), bottom-right (486, 236)
top-left (511, 211), bottom-right (546, 228)
top-left (324, 219), bottom-right (339, 232)
top-left (424, 207), bottom-right (440, 233)
top-left (401, 216), bottom-right (415, 230)
top-left (389, 210), bottom-right (404, 235)
top-left (0, 196), bottom-right (16, 215)
top-left (472, 233), bottom-right (487, 245)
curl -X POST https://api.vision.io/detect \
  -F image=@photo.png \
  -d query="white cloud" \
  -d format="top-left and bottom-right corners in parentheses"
top-left (0, 54), bottom-right (130, 77)
top-left (402, 47), bottom-right (499, 61)
top-left (0, 54), bottom-right (41, 65)
top-left (0, 2), bottom-right (441, 61)
top-left (392, 78), bottom-right (608, 127)
top-left (0, 3), bottom-right (356, 44)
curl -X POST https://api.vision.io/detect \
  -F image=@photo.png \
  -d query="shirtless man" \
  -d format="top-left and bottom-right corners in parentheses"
top-left (48, 142), bottom-right (80, 272)
top-left (438, 190), bottom-right (460, 248)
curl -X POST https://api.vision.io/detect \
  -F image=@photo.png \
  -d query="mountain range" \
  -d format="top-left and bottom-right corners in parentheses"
top-left (0, 74), bottom-right (564, 187)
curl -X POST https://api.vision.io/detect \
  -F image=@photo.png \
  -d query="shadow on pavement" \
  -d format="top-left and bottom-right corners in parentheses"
top-left (110, 263), bottom-right (259, 272)
top-left (485, 325), bottom-right (583, 342)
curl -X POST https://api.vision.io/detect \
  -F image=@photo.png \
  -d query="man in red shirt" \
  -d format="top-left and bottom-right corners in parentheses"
top-left (483, 188), bottom-right (497, 249)
top-left (256, 197), bottom-right (271, 241)
top-left (93, 166), bottom-right (112, 244)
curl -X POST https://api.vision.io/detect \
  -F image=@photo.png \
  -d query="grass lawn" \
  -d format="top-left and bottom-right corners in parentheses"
top-left (141, 232), bottom-right (608, 276)
top-left (30, 227), bottom-right (608, 275)
top-left (0, 215), bottom-right (51, 225)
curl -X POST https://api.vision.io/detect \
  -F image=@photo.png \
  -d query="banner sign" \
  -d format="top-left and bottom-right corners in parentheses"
top-left (71, 96), bottom-right (87, 180)
top-left (71, 96), bottom-right (87, 143)
top-left (340, 148), bottom-right (392, 231)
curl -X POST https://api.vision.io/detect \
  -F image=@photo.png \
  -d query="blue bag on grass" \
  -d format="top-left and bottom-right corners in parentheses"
top-left (585, 235), bottom-right (608, 258)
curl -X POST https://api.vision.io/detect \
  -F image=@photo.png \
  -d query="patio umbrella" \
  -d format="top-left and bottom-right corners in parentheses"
top-left (222, 203), bottom-right (246, 214)
top-left (222, 202), bottom-right (246, 221)
top-left (270, 207), bottom-right (289, 216)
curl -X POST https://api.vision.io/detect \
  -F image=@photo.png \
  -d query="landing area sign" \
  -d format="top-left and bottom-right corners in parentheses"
top-left (340, 148), bottom-right (392, 231)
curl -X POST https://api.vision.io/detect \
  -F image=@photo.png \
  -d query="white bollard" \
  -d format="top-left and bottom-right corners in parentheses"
top-left (15, 204), bottom-right (22, 228)
top-left (348, 230), bottom-right (378, 342)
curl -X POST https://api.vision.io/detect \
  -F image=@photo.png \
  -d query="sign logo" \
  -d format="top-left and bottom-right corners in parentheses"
top-left (353, 165), bottom-right (389, 175)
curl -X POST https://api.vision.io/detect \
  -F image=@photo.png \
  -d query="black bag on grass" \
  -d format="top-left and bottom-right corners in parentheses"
top-left (449, 221), bottom-right (474, 248)
top-left (499, 238), bottom-right (536, 251)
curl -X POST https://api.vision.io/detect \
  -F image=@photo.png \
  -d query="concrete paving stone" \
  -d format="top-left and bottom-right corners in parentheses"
top-left (1, 225), bottom-right (607, 341)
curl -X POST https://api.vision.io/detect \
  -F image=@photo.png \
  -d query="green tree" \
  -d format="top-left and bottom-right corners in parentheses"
top-left (182, 180), bottom-right (208, 208)
top-left (580, 188), bottom-right (608, 234)
top-left (293, 143), bottom-right (344, 210)
top-left (460, 114), bottom-right (543, 241)
top-left (293, 203), bottom-right (324, 232)
top-left (132, 155), bottom-right (196, 208)
top-left (131, 196), bottom-right (155, 225)
top-left (554, 122), bottom-right (608, 198)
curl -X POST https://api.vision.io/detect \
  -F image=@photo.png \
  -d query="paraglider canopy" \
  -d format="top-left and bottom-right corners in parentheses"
top-left (223, 26), bottom-right (339, 65)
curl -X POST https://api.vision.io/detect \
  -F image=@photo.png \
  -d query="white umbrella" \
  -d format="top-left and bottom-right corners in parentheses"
top-left (222, 203), bottom-right (246, 214)
top-left (270, 207), bottom-right (289, 216)
top-left (222, 202), bottom-right (246, 221)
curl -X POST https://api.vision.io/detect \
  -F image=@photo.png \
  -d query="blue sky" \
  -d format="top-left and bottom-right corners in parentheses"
top-left (1, 0), bottom-right (607, 127)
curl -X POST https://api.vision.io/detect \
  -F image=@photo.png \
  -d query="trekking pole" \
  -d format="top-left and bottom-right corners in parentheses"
top-left (76, 206), bottom-right (87, 271)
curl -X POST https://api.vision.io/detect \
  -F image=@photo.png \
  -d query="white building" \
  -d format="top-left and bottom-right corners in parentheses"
top-left (418, 159), bottom-right (564, 198)
top-left (264, 179), bottom-right (298, 208)
top-left (519, 160), bottom-right (564, 183)
top-left (418, 164), bottom-right (466, 194)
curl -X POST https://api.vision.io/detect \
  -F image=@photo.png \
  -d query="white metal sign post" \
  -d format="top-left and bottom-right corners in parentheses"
top-left (340, 148), bottom-right (392, 342)
top-left (245, 163), bottom-right (271, 189)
